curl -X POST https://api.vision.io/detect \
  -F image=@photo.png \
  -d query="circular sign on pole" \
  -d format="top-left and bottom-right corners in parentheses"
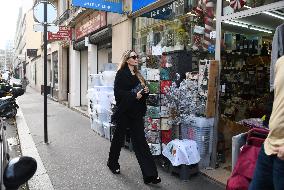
top-left (33, 2), bottom-right (57, 23)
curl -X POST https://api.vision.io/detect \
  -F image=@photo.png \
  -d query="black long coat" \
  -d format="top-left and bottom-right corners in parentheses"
top-left (114, 66), bottom-right (148, 120)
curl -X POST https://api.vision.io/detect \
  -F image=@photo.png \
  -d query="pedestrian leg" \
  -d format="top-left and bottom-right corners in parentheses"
top-left (108, 117), bottom-right (126, 171)
top-left (129, 117), bottom-right (158, 178)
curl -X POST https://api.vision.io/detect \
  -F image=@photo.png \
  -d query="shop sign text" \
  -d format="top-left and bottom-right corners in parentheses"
top-left (72, 0), bottom-right (123, 13)
top-left (75, 12), bottom-right (106, 40)
top-left (48, 26), bottom-right (72, 41)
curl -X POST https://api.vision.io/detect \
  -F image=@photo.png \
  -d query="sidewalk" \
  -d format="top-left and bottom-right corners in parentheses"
top-left (17, 87), bottom-right (225, 190)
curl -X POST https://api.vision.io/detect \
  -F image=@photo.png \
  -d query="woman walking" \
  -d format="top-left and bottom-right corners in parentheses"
top-left (107, 50), bottom-right (161, 184)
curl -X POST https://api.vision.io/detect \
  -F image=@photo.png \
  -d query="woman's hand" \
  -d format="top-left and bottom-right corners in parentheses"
top-left (144, 86), bottom-right (149, 94)
top-left (136, 89), bottom-right (143, 100)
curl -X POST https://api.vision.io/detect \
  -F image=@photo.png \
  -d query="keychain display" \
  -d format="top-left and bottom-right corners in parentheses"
top-left (145, 130), bottom-right (161, 143)
top-left (146, 106), bottom-right (160, 118)
top-left (160, 67), bottom-right (171, 80)
top-left (147, 94), bottom-right (160, 106)
top-left (161, 80), bottom-right (172, 94)
top-left (148, 81), bottom-right (160, 94)
top-left (145, 117), bottom-right (161, 130)
top-left (161, 118), bottom-right (172, 130)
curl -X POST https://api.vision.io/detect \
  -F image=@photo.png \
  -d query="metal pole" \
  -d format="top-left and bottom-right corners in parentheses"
top-left (210, 0), bottom-right (222, 168)
top-left (44, 0), bottom-right (48, 143)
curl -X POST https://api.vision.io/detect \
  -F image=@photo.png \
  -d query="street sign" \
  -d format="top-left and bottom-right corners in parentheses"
top-left (33, 2), bottom-right (57, 23)
top-left (33, 24), bottom-right (59, 33)
top-left (48, 26), bottom-right (72, 41)
top-left (72, 0), bottom-right (123, 13)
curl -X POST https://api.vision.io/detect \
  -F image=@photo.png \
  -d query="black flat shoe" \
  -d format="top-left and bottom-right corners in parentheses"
top-left (144, 176), bottom-right (161, 184)
top-left (107, 162), bottom-right (120, 174)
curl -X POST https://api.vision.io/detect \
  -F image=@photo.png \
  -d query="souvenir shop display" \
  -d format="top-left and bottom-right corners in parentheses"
top-left (132, 0), bottom-right (217, 165)
top-left (220, 47), bottom-right (271, 121)
top-left (145, 117), bottom-right (161, 130)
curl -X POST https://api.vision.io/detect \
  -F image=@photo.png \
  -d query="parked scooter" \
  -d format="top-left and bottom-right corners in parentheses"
top-left (0, 85), bottom-right (25, 119)
top-left (0, 81), bottom-right (22, 119)
top-left (0, 97), bottom-right (18, 119)
top-left (0, 119), bottom-right (37, 190)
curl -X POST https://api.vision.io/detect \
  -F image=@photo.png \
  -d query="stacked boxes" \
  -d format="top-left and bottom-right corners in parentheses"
top-left (87, 74), bottom-right (115, 139)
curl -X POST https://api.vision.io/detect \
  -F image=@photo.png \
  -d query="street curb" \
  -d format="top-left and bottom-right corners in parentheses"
top-left (16, 108), bottom-right (54, 190)
top-left (199, 170), bottom-right (227, 187)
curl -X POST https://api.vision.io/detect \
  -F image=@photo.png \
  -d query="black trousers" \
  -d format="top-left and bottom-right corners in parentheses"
top-left (108, 115), bottom-right (158, 178)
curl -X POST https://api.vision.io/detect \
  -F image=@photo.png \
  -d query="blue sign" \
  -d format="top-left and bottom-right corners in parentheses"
top-left (141, 2), bottom-right (173, 20)
top-left (208, 45), bottom-right (215, 54)
top-left (72, 0), bottom-right (123, 13)
top-left (132, 0), bottom-right (157, 12)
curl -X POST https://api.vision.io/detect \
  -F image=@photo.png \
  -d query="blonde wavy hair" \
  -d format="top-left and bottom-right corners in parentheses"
top-left (118, 50), bottom-right (146, 86)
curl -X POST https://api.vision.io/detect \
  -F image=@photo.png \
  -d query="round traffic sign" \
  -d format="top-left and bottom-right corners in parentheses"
top-left (33, 2), bottom-right (57, 23)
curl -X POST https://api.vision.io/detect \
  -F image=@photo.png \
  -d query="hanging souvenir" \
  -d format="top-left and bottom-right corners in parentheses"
top-left (148, 81), bottom-right (160, 94)
top-left (160, 55), bottom-right (167, 68)
top-left (160, 94), bottom-right (168, 106)
top-left (198, 60), bottom-right (210, 97)
top-left (161, 118), bottom-right (172, 130)
top-left (161, 80), bottom-right (172, 94)
top-left (148, 143), bottom-right (162, 155)
top-left (145, 130), bottom-right (161, 144)
top-left (161, 130), bottom-right (172, 144)
top-left (145, 117), bottom-right (161, 130)
top-left (192, 34), bottom-right (203, 51)
top-left (160, 68), bottom-right (171, 80)
top-left (160, 106), bottom-right (170, 117)
top-left (146, 106), bottom-right (160, 118)
top-left (147, 69), bottom-right (160, 81)
top-left (146, 55), bottom-right (160, 69)
top-left (230, 0), bottom-right (246, 10)
top-left (193, 0), bottom-right (214, 51)
top-left (147, 94), bottom-right (160, 106)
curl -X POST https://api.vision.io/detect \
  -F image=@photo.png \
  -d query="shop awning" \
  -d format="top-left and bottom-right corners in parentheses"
top-left (89, 26), bottom-right (112, 45)
top-left (73, 39), bottom-right (87, 51)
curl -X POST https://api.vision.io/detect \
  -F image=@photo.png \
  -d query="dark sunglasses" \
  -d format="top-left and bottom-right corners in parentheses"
top-left (129, 55), bottom-right (139, 60)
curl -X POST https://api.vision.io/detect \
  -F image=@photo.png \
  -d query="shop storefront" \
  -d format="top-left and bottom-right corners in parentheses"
top-left (71, 11), bottom-right (111, 107)
top-left (131, 0), bottom-right (219, 171)
top-left (212, 0), bottom-right (284, 185)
